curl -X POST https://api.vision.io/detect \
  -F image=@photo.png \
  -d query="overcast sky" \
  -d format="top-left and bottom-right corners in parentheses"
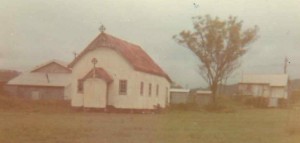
top-left (0, 0), bottom-right (299, 88)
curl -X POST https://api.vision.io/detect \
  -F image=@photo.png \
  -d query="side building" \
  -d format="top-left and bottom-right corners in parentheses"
top-left (5, 60), bottom-right (72, 100)
top-left (238, 74), bottom-right (289, 107)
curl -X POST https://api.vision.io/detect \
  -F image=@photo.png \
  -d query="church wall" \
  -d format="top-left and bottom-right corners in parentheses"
top-left (70, 47), bottom-right (170, 109)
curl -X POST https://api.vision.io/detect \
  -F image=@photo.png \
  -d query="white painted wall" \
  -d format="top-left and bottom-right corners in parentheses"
top-left (239, 84), bottom-right (268, 97)
top-left (63, 84), bottom-right (72, 100)
top-left (71, 47), bottom-right (170, 109)
top-left (239, 84), bottom-right (287, 99)
top-left (271, 87), bottom-right (287, 99)
top-left (170, 92), bottom-right (189, 104)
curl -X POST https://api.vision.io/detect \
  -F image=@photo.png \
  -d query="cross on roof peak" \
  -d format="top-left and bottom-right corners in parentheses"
top-left (99, 25), bottom-right (106, 33)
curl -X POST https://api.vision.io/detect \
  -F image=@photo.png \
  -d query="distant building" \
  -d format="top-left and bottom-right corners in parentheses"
top-left (238, 74), bottom-right (289, 107)
top-left (68, 30), bottom-right (171, 110)
top-left (5, 60), bottom-right (72, 100)
top-left (191, 90), bottom-right (213, 106)
top-left (170, 88), bottom-right (190, 104)
top-left (0, 70), bottom-right (19, 92)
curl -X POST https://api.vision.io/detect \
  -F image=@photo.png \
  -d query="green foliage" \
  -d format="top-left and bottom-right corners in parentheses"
top-left (174, 15), bottom-right (258, 103)
top-left (232, 95), bottom-right (289, 108)
top-left (1, 104), bottom-right (300, 143)
top-left (203, 96), bottom-right (240, 113)
top-left (1, 93), bottom-right (300, 142)
top-left (170, 96), bottom-right (238, 113)
top-left (232, 95), bottom-right (269, 108)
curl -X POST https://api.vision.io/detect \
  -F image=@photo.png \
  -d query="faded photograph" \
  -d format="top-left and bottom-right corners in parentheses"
top-left (0, 0), bottom-right (300, 143)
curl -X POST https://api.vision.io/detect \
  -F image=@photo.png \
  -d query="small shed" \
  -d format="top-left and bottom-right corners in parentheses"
top-left (6, 72), bottom-right (71, 100)
top-left (190, 90), bottom-right (212, 106)
top-left (239, 74), bottom-right (289, 107)
top-left (170, 88), bottom-right (190, 104)
top-left (5, 60), bottom-right (72, 100)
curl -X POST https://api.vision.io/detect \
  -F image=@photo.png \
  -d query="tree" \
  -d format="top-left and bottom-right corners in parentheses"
top-left (173, 15), bottom-right (258, 103)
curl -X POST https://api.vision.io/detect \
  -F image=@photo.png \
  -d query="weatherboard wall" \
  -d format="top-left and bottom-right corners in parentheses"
top-left (4, 85), bottom-right (66, 100)
top-left (239, 84), bottom-right (288, 99)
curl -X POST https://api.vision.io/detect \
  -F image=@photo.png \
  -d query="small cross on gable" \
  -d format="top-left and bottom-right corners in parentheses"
top-left (91, 58), bottom-right (98, 78)
top-left (91, 58), bottom-right (98, 68)
top-left (99, 25), bottom-right (106, 33)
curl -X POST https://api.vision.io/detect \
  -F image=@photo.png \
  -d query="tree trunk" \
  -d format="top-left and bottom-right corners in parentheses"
top-left (210, 82), bottom-right (218, 104)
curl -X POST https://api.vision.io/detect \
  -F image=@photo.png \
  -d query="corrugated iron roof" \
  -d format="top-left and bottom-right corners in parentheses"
top-left (31, 59), bottom-right (71, 73)
top-left (196, 90), bottom-right (212, 94)
top-left (240, 74), bottom-right (288, 86)
top-left (7, 72), bottom-right (71, 87)
top-left (170, 88), bottom-right (190, 93)
top-left (68, 32), bottom-right (171, 82)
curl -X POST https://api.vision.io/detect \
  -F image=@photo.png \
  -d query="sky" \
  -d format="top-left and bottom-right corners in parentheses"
top-left (0, 0), bottom-right (299, 88)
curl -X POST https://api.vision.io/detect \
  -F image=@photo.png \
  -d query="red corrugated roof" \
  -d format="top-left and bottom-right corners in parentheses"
top-left (69, 32), bottom-right (171, 82)
top-left (81, 68), bottom-right (113, 83)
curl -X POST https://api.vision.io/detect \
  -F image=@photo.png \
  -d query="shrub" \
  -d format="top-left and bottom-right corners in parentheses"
top-left (232, 95), bottom-right (253, 104)
top-left (244, 96), bottom-right (268, 108)
top-left (278, 98), bottom-right (288, 108)
top-left (170, 103), bottom-right (199, 111)
top-left (233, 95), bottom-right (269, 108)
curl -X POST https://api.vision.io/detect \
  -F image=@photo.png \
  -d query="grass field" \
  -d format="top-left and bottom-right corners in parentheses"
top-left (1, 95), bottom-right (300, 143)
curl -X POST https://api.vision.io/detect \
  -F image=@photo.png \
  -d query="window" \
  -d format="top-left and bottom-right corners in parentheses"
top-left (140, 82), bottom-right (144, 96)
top-left (119, 80), bottom-right (127, 95)
top-left (77, 79), bottom-right (84, 93)
top-left (149, 83), bottom-right (152, 96)
top-left (156, 84), bottom-right (159, 97)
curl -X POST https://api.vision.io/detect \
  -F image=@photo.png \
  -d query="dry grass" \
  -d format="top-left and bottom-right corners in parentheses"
top-left (286, 102), bottom-right (300, 136)
top-left (1, 95), bottom-right (300, 143)
top-left (287, 126), bottom-right (300, 136)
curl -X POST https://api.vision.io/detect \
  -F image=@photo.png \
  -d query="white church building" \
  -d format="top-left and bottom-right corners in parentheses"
top-left (68, 27), bottom-right (171, 110)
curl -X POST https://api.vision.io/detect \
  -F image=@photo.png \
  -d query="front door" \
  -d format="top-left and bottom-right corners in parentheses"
top-left (83, 78), bottom-right (107, 108)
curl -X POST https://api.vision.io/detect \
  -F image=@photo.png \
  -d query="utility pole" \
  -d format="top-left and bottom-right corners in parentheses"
top-left (284, 57), bottom-right (289, 74)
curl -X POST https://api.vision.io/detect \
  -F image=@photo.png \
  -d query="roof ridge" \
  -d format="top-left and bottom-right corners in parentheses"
top-left (103, 33), bottom-right (142, 48)
top-left (31, 59), bottom-right (70, 72)
top-left (68, 32), bottom-right (171, 82)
